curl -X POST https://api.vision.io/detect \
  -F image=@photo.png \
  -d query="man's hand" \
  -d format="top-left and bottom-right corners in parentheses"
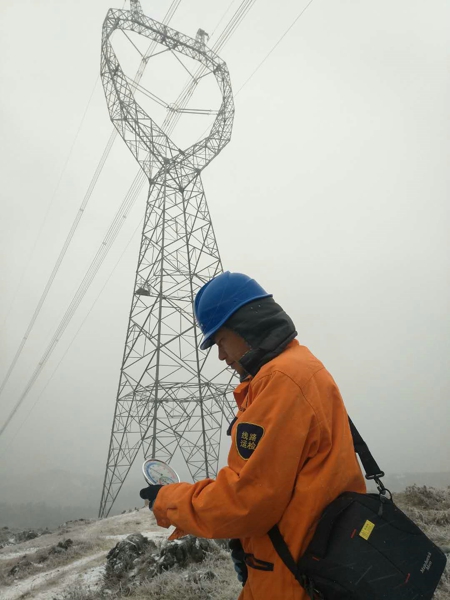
top-left (140, 485), bottom-right (163, 510)
top-left (229, 538), bottom-right (248, 586)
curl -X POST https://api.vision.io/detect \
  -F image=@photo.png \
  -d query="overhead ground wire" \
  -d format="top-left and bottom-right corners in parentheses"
top-left (195, 0), bottom-right (317, 147)
top-left (235, 0), bottom-right (317, 96)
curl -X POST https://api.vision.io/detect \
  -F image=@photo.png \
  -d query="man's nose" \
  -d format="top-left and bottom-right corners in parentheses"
top-left (218, 346), bottom-right (226, 361)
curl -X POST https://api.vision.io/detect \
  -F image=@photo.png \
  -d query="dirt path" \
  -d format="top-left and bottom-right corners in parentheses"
top-left (0, 548), bottom-right (41, 561)
top-left (1, 551), bottom-right (106, 600)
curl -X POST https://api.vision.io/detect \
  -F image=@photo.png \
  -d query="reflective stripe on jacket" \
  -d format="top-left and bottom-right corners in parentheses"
top-left (153, 340), bottom-right (366, 599)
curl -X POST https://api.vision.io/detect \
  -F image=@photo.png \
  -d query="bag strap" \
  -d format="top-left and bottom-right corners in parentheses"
top-left (268, 525), bottom-right (322, 599)
top-left (267, 525), bottom-right (299, 580)
top-left (348, 417), bottom-right (384, 482)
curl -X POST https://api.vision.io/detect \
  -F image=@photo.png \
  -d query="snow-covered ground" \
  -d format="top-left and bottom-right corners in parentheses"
top-left (1, 488), bottom-right (449, 600)
top-left (2, 552), bottom-right (106, 600)
top-left (0, 508), bottom-right (172, 600)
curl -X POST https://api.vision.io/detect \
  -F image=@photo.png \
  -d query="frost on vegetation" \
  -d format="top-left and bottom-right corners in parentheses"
top-left (0, 525), bottom-right (51, 549)
top-left (58, 537), bottom-right (240, 600)
top-left (395, 485), bottom-right (450, 547)
top-left (102, 533), bottom-right (226, 595)
top-left (433, 565), bottom-right (450, 600)
top-left (4, 487), bottom-right (450, 600)
top-left (54, 532), bottom-right (239, 600)
top-left (401, 485), bottom-right (450, 511)
top-left (54, 588), bottom-right (104, 600)
top-left (1, 538), bottom-right (95, 586)
top-left (394, 485), bottom-right (450, 600)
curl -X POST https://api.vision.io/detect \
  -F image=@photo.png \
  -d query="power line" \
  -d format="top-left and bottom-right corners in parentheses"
top-left (0, 0), bottom-right (257, 436)
top-left (0, 128), bottom-right (116, 397)
top-left (0, 76), bottom-right (99, 334)
top-left (0, 4), bottom-right (134, 337)
top-left (163, 0), bottom-right (256, 137)
top-left (0, 0), bottom-right (183, 401)
top-left (209, 0), bottom-right (238, 40)
top-left (2, 0), bottom-right (319, 443)
top-left (1, 216), bottom-right (145, 452)
top-left (0, 171), bottom-right (146, 437)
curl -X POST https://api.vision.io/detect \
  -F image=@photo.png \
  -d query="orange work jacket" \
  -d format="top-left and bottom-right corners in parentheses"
top-left (153, 340), bottom-right (366, 600)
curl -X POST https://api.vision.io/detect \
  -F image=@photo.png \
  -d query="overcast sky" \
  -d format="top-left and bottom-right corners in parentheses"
top-left (0, 0), bottom-right (449, 513)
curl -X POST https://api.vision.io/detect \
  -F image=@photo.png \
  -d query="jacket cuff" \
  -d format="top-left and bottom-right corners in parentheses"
top-left (152, 481), bottom-right (189, 529)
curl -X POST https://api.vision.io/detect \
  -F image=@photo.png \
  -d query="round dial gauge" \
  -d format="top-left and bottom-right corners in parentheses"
top-left (142, 458), bottom-right (180, 485)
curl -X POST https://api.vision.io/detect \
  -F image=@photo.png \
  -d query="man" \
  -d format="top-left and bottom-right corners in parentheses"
top-left (140, 271), bottom-right (366, 599)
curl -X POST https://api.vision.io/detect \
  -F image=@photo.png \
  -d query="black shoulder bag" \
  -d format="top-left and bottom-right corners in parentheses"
top-left (268, 417), bottom-right (447, 600)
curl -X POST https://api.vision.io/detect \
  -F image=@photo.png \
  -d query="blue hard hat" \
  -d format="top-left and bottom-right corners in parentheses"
top-left (194, 272), bottom-right (272, 350)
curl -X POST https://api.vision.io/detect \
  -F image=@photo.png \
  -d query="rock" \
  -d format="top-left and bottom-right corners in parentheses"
top-left (158, 536), bottom-right (215, 572)
top-left (106, 533), bottom-right (156, 580)
top-left (57, 539), bottom-right (74, 550)
top-left (17, 529), bottom-right (39, 542)
top-left (9, 558), bottom-right (33, 577)
top-left (124, 534), bottom-right (149, 552)
top-left (105, 534), bottom-right (217, 591)
top-left (49, 538), bottom-right (74, 555)
top-left (37, 552), bottom-right (49, 563)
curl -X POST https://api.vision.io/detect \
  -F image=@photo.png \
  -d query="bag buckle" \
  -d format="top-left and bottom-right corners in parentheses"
top-left (366, 473), bottom-right (392, 500)
top-left (365, 471), bottom-right (385, 481)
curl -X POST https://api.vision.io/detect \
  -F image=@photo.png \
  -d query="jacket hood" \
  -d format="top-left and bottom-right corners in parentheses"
top-left (224, 296), bottom-right (297, 379)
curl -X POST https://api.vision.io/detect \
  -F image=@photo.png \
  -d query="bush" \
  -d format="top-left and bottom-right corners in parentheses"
top-left (402, 485), bottom-right (450, 510)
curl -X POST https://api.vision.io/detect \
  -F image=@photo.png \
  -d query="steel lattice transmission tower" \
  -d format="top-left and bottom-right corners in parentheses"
top-left (99, 0), bottom-right (236, 517)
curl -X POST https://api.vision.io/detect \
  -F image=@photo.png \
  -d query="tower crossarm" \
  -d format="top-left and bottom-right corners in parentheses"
top-left (101, 5), bottom-right (234, 181)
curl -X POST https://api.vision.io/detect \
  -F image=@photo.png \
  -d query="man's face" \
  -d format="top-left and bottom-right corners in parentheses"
top-left (213, 327), bottom-right (251, 377)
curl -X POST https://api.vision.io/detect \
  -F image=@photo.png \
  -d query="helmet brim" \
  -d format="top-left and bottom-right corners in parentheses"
top-left (199, 336), bottom-right (214, 351)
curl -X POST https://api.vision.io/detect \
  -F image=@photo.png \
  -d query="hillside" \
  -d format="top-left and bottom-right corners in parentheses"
top-left (0, 486), bottom-right (448, 600)
top-left (1, 469), bottom-right (448, 530)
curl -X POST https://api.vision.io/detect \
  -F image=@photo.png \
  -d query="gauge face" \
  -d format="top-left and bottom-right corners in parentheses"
top-left (142, 458), bottom-right (180, 485)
